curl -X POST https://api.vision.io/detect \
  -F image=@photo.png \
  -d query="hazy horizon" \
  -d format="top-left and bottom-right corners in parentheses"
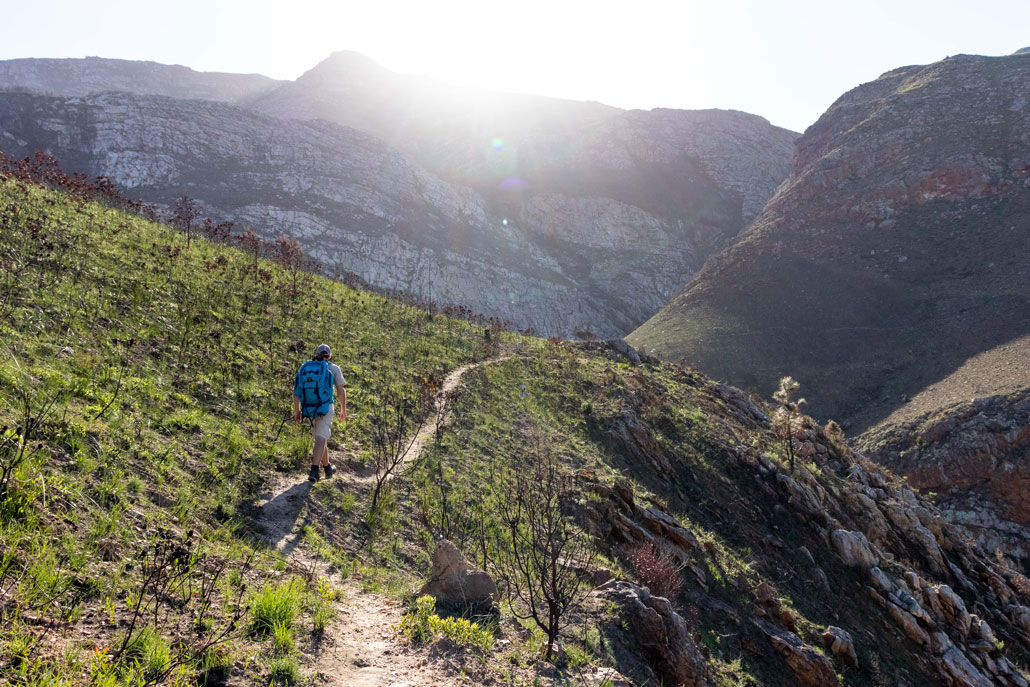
top-left (1, 0), bottom-right (1028, 132)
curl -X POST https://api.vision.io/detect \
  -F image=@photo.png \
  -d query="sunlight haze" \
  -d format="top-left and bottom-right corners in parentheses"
top-left (1, 0), bottom-right (1027, 131)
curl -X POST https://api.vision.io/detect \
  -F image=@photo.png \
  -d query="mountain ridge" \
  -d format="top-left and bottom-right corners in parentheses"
top-left (0, 53), bottom-right (798, 338)
top-left (629, 49), bottom-right (1030, 432)
top-left (0, 55), bottom-right (283, 102)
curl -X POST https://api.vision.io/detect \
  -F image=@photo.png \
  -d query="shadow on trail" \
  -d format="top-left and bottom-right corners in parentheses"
top-left (259, 478), bottom-right (313, 555)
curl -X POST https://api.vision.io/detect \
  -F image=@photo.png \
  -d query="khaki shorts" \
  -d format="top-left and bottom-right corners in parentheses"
top-left (312, 405), bottom-right (334, 440)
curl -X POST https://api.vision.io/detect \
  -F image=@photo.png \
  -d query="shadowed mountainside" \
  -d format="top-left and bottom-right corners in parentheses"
top-left (629, 50), bottom-right (1030, 432)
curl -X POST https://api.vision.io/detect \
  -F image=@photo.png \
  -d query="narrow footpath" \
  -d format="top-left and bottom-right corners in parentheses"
top-left (255, 357), bottom-right (508, 686)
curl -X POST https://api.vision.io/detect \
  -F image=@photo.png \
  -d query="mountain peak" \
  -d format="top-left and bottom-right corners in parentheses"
top-left (298, 50), bottom-right (391, 83)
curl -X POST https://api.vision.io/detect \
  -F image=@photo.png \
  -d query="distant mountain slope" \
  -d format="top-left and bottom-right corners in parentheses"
top-left (629, 50), bottom-right (1030, 430)
top-left (249, 52), bottom-right (797, 225)
top-left (0, 90), bottom-right (750, 336)
top-left (0, 54), bottom-right (798, 337)
top-left (0, 56), bottom-right (283, 101)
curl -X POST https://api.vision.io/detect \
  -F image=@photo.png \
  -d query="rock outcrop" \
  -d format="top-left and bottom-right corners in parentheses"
top-left (861, 387), bottom-right (1030, 563)
top-left (758, 619), bottom-right (838, 687)
top-left (821, 626), bottom-right (858, 668)
top-left (418, 540), bottom-right (497, 612)
top-left (830, 529), bottom-right (879, 569)
top-left (593, 580), bottom-right (708, 687)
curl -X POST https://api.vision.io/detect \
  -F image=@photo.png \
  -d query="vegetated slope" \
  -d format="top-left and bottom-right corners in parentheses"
top-left (7, 179), bottom-right (1030, 687)
top-left (0, 56), bottom-right (283, 102)
top-left (629, 50), bottom-right (1030, 432)
top-left (858, 336), bottom-right (1030, 563)
top-left (0, 173), bottom-right (483, 685)
top-left (407, 343), bottom-right (1030, 686)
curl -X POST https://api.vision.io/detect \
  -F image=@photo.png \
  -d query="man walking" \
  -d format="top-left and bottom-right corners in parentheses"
top-left (293, 344), bottom-right (347, 481)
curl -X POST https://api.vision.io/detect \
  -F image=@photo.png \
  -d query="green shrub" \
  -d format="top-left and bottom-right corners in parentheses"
top-left (268, 655), bottom-right (300, 685)
top-left (271, 620), bottom-right (295, 655)
top-left (250, 579), bottom-right (302, 637)
top-left (397, 595), bottom-right (493, 651)
top-left (565, 645), bottom-right (591, 669)
top-left (121, 626), bottom-right (171, 680)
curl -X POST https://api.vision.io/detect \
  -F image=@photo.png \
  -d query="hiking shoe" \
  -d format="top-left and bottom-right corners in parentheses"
top-left (307, 466), bottom-right (320, 482)
top-left (323, 463), bottom-right (335, 479)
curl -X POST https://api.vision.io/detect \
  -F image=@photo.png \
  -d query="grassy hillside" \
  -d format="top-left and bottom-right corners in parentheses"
top-left (4, 176), bottom-right (1030, 687)
top-left (0, 175), bottom-right (486, 684)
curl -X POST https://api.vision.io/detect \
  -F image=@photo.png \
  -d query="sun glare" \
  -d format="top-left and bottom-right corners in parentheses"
top-left (284, 0), bottom-right (646, 104)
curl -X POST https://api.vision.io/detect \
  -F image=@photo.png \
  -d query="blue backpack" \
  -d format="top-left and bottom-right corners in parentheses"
top-left (294, 360), bottom-right (334, 419)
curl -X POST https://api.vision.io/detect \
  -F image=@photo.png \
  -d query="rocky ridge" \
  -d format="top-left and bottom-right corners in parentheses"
top-left (575, 385), bottom-right (1030, 687)
top-left (0, 56), bottom-right (282, 102)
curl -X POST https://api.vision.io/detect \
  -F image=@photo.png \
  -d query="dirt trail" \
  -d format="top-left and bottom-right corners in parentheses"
top-left (255, 357), bottom-right (509, 686)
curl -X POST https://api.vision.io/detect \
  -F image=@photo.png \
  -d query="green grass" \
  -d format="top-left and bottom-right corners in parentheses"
top-left (250, 579), bottom-right (303, 637)
top-left (398, 595), bottom-right (494, 652)
top-left (0, 176), bottom-right (486, 683)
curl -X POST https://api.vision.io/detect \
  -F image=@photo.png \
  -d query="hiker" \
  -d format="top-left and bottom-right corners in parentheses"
top-left (293, 344), bottom-right (347, 482)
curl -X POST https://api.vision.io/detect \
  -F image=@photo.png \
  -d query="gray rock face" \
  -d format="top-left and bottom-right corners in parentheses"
top-left (830, 529), bottom-right (879, 569)
top-left (594, 580), bottom-right (707, 687)
top-left (821, 626), bottom-right (858, 668)
top-left (0, 76), bottom-right (795, 336)
top-left (418, 540), bottom-right (497, 612)
top-left (0, 57), bottom-right (282, 102)
top-left (758, 619), bottom-right (838, 687)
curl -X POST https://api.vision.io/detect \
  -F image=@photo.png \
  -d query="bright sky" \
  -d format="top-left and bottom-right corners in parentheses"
top-left (1, 0), bottom-right (1027, 132)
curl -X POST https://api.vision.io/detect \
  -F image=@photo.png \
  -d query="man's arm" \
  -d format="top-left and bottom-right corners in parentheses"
top-left (337, 386), bottom-right (347, 422)
top-left (292, 395), bottom-right (302, 422)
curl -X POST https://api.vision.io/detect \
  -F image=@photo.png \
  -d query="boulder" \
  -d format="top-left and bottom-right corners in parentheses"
top-left (594, 580), bottom-right (707, 687)
top-left (608, 338), bottom-right (642, 365)
top-left (821, 626), bottom-right (858, 668)
top-left (830, 529), bottom-right (879, 569)
top-left (418, 540), bottom-right (497, 612)
top-left (887, 602), bottom-right (932, 649)
top-left (936, 584), bottom-right (972, 636)
top-left (939, 646), bottom-right (994, 687)
top-left (758, 620), bottom-right (839, 686)
top-left (868, 567), bottom-right (894, 594)
top-left (1005, 604), bottom-right (1030, 634)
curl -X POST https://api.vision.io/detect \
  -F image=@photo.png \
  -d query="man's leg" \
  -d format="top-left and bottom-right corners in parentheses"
top-left (311, 437), bottom-right (327, 467)
top-left (320, 441), bottom-right (329, 466)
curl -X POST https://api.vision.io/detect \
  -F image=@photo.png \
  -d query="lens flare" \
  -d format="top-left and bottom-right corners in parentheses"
top-left (490, 138), bottom-right (504, 150)
top-left (497, 177), bottom-right (528, 191)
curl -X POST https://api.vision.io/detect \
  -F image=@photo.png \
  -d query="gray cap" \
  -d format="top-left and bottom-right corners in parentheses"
top-left (314, 344), bottom-right (331, 359)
